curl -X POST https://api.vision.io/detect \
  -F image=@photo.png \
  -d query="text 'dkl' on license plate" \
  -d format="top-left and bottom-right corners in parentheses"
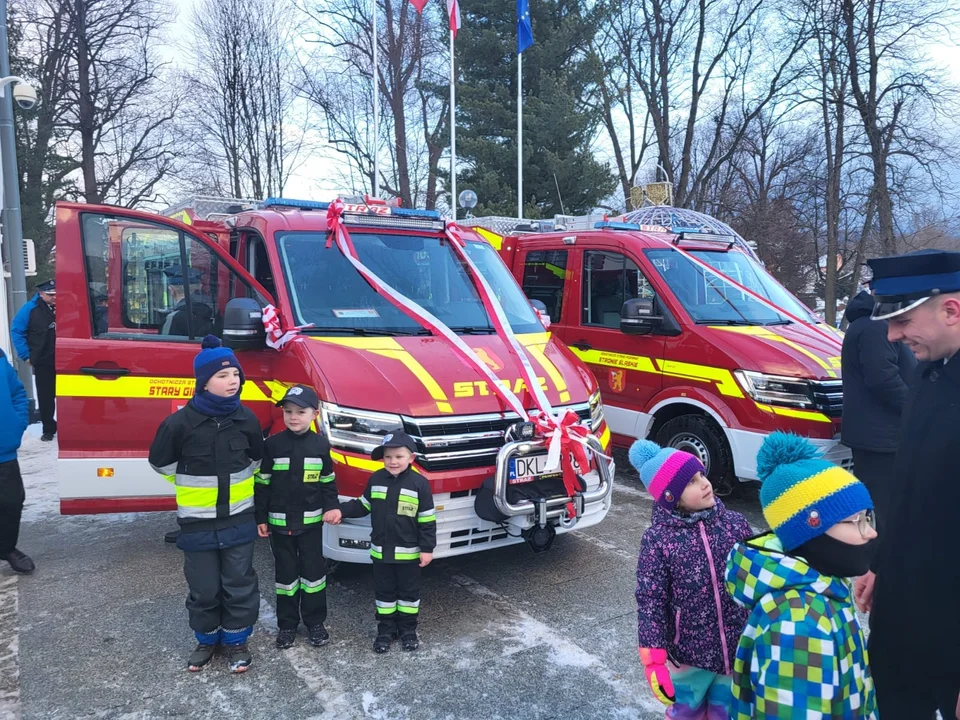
top-left (508, 455), bottom-right (561, 485)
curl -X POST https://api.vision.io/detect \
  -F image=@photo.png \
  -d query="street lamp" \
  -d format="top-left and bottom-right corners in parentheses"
top-left (0, 72), bottom-right (38, 373)
top-left (458, 189), bottom-right (478, 219)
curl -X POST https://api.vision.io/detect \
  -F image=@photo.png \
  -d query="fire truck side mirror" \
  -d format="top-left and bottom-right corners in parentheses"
top-left (222, 297), bottom-right (267, 351)
top-left (620, 298), bottom-right (661, 336)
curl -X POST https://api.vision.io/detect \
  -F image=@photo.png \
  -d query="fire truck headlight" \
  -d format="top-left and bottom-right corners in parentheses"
top-left (734, 371), bottom-right (813, 409)
top-left (320, 403), bottom-right (404, 454)
top-left (588, 390), bottom-right (604, 430)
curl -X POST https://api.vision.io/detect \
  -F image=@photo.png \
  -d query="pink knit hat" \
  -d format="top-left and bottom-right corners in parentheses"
top-left (628, 440), bottom-right (705, 510)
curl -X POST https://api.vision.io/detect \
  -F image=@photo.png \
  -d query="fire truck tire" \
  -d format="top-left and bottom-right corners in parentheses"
top-left (654, 415), bottom-right (735, 497)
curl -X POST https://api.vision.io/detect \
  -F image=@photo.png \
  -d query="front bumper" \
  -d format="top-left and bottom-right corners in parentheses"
top-left (728, 428), bottom-right (852, 482)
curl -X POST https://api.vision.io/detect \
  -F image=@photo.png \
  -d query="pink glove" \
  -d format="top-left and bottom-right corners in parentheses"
top-left (639, 647), bottom-right (676, 706)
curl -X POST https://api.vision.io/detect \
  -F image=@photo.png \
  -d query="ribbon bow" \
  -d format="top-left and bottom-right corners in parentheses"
top-left (534, 409), bottom-right (592, 518)
top-left (325, 198), bottom-right (345, 248)
top-left (262, 304), bottom-right (312, 350)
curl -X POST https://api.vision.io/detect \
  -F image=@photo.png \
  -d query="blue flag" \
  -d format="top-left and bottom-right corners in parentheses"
top-left (517, 0), bottom-right (533, 54)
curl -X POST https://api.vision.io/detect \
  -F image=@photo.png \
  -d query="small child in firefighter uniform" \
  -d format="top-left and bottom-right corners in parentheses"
top-left (255, 385), bottom-right (338, 649)
top-left (324, 432), bottom-right (436, 653)
top-left (148, 335), bottom-right (263, 673)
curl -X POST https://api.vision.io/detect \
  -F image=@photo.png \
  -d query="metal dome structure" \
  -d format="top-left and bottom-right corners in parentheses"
top-left (618, 205), bottom-right (759, 260)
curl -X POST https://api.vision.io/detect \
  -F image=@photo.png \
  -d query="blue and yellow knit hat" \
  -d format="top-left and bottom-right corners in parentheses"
top-left (757, 433), bottom-right (872, 550)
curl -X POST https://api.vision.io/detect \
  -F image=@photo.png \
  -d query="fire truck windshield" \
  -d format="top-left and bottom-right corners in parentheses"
top-left (688, 249), bottom-right (818, 323)
top-left (646, 248), bottom-right (790, 326)
top-left (278, 231), bottom-right (543, 335)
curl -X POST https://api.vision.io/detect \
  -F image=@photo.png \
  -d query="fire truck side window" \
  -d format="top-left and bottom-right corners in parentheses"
top-left (582, 250), bottom-right (655, 328)
top-left (521, 250), bottom-right (568, 322)
top-left (80, 213), bottom-right (258, 340)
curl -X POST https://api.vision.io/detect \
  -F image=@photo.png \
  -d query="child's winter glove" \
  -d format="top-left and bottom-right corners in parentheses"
top-left (638, 647), bottom-right (675, 706)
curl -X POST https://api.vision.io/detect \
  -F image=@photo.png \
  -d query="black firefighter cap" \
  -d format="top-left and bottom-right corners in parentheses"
top-left (868, 249), bottom-right (960, 320)
top-left (276, 384), bottom-right (319, 410)
top-left (371, 431), bottom-right (417, 460)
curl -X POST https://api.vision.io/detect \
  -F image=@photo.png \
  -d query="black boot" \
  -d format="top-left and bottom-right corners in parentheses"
top-left (308, 624), bottom-right (329, 647)
top-left (400, 632), bottom-right (419, 651)
top-left (276, 629), bottom-right (296, 649)
top-left (373, 634), bottom-right (393, 654)
top-left (164, 530), bottom-right (180, 544)
top-left (187, 643), bottom-right (217, 671)
top-left (6, 549), bottom-right (34, 574)
top-left (224, 643), bottom-right (251, 673)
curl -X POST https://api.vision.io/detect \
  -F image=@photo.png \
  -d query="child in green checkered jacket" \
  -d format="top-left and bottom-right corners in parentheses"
top-left (725, 433), bottom-right (878, 719)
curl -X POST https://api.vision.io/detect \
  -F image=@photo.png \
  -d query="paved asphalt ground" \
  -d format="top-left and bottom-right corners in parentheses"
top-left (2, 434), bottom-right (768, 720)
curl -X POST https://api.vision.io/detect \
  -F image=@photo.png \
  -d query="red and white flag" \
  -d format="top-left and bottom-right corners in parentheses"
top-left (447, 0), bottom-right (461, 38)
top-left (410, 0), bottom-right (428, 14)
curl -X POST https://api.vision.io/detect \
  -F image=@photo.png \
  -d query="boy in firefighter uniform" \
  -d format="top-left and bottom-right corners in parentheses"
top-left (324, 432), bottom-right (436, 653)
top-left (148, 336), bottom-right (263, 673)
top-left (255, 385), bottom-right (338, 649)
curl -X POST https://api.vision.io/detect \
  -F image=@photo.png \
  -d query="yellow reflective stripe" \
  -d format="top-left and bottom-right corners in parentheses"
top-left (175, 485), bottom-right (217, 509)
top-left (360, 496), bottom-right (371, 510)
top-left (709, 326), bottom-right (840, 379)
top-left (765, 465), bottom-right (857, 529)
top-left (398, 491), bottom-right (418, 505)
top-left (309, 337), bottom-right (454, 414)
top-left (599, 426), bottom-right (611, 450)
top-left (570, 347), bottom-right (744, 397)
top-left (397, 599), bottom-right (420, 614)
top-left (229, 477), bottom-right (254, 506)
top-left (330, 450), bottom-right (387, 472)
top-left (55, 375), bottom-right (271, 402)
top-left (375, 600), bottom-right (396, 613)
top-left (473, 226), bottom-right (503, 250)
top-left (417, 509), bottom-right (436, 523)
top-left (520, 334), bottom-right (571, 404)
top-left (755, 403), bottom-right (831, 423)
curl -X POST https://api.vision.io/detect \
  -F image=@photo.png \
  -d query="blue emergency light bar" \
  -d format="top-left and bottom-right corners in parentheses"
top-left (259, 196), bottom-right (442, 221)
top-left (594, 221), bottom-right (642, 231)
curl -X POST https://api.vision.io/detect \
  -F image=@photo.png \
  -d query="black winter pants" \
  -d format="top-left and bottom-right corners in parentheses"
top-left (373, 561), bottom-right (421, 637)
top-left (869, 628), bottom-right (959, 720)
top-left (270, 530), bottom-right (327, 630)
top-left (183, 541), bottom-right (259, 643)
top-left (851, 449), bottom-right (895, 536)
top-left (33, 365), bottom-right (56, 436)
top-left (0, 460), bottom-right (25, 555)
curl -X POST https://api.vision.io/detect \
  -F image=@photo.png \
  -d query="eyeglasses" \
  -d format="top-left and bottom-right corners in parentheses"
top-left (837, 510), bottom-right (876, 538)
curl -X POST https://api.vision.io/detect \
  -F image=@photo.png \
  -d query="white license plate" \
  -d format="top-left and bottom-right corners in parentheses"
top-left (508, 455), bottom-right (561, 485)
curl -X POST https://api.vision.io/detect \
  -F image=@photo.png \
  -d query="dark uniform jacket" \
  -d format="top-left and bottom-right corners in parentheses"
top-left (26, 297), bottom-right (55, 368)
top-left (871, 354), bottom-right (960, 666)
top-left (841, 291), bottom-right (916, 452)
top-left (254, 429), bottom-right (338, 534)
top-left (148, 403), bottom-right (264, 536)
top-left (340, 467), bottom-right (437, 563)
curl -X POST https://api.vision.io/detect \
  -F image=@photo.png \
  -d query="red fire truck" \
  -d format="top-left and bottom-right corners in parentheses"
top-left (54, 197), bottom-right (611, 561)
top-left (468, 209), bottom-right (850, 493)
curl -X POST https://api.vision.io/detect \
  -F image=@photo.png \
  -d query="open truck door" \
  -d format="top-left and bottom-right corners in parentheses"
top-left (54, 203), bottom-right (277, 514)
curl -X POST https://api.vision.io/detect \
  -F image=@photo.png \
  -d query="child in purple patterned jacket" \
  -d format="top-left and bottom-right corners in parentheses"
top-left (631, 440), bottom-right (752, 720)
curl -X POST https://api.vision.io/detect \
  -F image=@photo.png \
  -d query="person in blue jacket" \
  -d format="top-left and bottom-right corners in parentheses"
top-left (12, 279), bottom-right (57, 441)
top-left (0, 348), bottom-right (34, 573)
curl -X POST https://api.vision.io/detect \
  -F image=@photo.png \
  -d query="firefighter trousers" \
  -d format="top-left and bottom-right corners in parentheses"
top-left (33, 365), bottom-right (56, 437)
top-left (270, 530), bottom-right (327, 630)
top-left (372, 561), bottom-right (421, 638)
top-left (183, 541), bottom-right (259, 645)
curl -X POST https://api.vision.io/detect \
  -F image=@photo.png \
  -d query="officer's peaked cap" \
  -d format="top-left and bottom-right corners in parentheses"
top-left (867, 249), bottom-right (960, 320)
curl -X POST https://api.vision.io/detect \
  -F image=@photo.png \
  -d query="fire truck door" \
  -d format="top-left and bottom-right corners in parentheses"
top-left (570, 247), bottom-right (665, 440)
top-left (55, 205), bottom-right (277, 513)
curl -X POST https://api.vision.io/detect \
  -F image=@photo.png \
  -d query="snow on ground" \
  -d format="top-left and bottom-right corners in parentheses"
top-left (17, 430), bottom-right (59, 524)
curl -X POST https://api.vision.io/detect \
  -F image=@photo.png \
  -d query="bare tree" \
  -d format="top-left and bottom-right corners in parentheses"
top-left (65, 0), bottom-right (178, 206)
top-left (299, 0), bottom-right (449, 206)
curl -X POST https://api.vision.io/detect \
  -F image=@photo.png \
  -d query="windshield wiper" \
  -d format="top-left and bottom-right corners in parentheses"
top-left (447, 326), bottom-right (497, 335)
top-left (695, 319), bottom-right (760, 326)
top-left (763, 319), bottom-right (794, 326)
top-left (301, 327), bottom-right (431, 337)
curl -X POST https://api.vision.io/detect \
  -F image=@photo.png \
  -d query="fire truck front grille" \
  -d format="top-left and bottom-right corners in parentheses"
top-left (809, 380), bottom-right (843, 418)
top-left (404, 404), bottom-right (592, 473)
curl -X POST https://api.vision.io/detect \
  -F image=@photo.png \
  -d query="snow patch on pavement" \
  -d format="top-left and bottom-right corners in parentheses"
top-left (0, 573), bottom-right (20, 719)
top-left (451, 574), bottom-right (663, 715)
top-left (17, 433), bottom-right (60, 523)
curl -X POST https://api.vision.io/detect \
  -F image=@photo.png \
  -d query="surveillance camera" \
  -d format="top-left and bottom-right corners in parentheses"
top-left (12, 83), bottom-right (38, 111)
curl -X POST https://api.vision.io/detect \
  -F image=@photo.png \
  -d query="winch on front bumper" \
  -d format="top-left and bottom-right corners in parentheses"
top-left (492, 434), bottom-right (614, 551)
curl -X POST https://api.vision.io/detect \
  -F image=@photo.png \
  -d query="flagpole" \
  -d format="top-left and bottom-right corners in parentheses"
top-left (517, 51), bottom-right (522, 220)
top-left (372, 0), bottom-right (380, 197)
top-left (450, 28), bottom-right (456, 220)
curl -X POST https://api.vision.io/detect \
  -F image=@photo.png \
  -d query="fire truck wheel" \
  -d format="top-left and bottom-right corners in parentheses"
top-left (655, 415), bottom-right (735, 497)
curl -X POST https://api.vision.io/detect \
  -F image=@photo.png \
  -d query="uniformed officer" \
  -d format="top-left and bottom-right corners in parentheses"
top-left (161, 265), bottom-right (214, 337)
top-left (854, 249), bottom-right (960, 720)
top-left (11, 279), bottom-right (57, 441)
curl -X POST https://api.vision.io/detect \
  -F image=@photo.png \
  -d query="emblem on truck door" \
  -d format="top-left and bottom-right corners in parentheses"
top-left (609, 370), bottom-right (625, 393)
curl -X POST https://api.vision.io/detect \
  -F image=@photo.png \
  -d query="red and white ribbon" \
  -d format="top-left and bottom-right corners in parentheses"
top-left (325, 205), bottom-right (604, 517)
top-left (262, 304), bottom-right (313, 350)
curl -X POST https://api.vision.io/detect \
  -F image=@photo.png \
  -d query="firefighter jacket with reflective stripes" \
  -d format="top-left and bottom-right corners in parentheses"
top-left (148, 403), bottom-right (264, 531)
top-left (254, 428), bottom-right (338, 534)
top-left (340, 467), bottom-right (437, 563)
